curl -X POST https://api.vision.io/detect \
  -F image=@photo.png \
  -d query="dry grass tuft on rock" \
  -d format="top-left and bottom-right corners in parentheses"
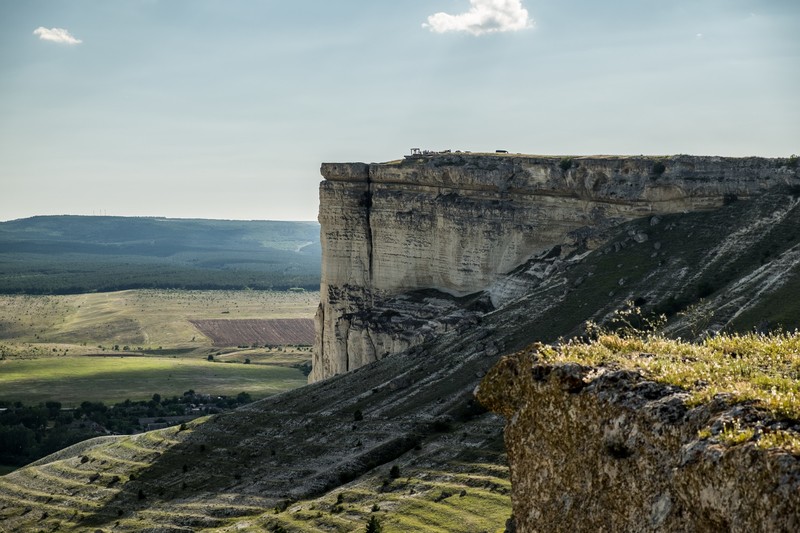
top-left (536, 323), bottom-right (800, 452)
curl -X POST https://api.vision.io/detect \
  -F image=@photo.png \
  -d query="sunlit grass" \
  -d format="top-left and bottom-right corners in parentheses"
top-left (251, 463), bottom-right (511, 533)
top-left (539, 330), bottom-right (800, 420)
top-left (535, 328), bottom-right (800, 453)
top-left (0, 356), bottom-right (307, 406)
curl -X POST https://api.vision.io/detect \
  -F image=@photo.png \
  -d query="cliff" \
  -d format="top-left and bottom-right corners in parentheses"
top-left (312, 153), bottom-right (796, 382)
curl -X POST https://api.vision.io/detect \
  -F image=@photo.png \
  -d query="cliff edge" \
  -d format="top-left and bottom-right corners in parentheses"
top-left (312, 153), bottom-right (795, 382)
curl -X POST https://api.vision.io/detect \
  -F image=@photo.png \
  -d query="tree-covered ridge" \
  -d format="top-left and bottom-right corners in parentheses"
top-left (0, 216), bottom-right (321, 294)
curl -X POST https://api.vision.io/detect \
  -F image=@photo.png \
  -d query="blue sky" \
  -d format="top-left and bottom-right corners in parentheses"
top-left (1, 0), bottom-right (798, 221)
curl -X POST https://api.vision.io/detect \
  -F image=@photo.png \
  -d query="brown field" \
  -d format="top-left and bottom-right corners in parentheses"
top-left (190, 318), bottom-right (315, 346)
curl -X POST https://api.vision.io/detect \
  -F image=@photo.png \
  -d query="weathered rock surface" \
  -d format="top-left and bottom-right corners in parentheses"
top-left (477, 350), bottom-right (800, 532)
top-left (313, 154), bottom-right (797, 381)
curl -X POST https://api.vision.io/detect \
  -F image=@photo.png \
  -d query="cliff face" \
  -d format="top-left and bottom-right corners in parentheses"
top-left (312, 154), bottom-right (794, 382)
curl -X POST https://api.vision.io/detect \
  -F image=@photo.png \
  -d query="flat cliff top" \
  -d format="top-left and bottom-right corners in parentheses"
top-left (322, 153), bottom-right (795, 177)
top-left (320, 154), bottom-right (798, 199)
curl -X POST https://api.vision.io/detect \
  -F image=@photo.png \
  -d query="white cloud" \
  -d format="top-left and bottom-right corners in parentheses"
top-left (423, 0), bottom-right (532, 36)
top-left (33, 27), bottom-right (82, 45)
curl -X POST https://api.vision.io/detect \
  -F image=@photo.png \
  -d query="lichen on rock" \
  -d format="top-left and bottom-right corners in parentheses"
top-left (477, 342), bottom-right (800, 532)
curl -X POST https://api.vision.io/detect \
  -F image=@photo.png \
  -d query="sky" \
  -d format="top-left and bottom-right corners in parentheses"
top-left (0, 0), bottom-right (798, 222)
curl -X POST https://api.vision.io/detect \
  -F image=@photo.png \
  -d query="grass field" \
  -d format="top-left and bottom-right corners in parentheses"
top-left (0, 355), bottom-right (307, 406)
top-left (0, 289), bottom-right (319, 357)
top-left (0, 290), bottom-right (319, 405)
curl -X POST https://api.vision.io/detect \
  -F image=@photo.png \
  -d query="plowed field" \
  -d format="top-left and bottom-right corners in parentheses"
top-left (190, 318), bottom-right (315, 346)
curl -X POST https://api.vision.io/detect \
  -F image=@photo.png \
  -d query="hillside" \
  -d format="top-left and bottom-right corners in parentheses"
top-left (1, 154), bottom-right (799, 531)
top-left (0, 216), bottom-right (321, 294)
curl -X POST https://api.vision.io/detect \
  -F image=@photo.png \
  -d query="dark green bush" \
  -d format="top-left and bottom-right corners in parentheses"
top-left (366, 515), bottom-right (383, 533)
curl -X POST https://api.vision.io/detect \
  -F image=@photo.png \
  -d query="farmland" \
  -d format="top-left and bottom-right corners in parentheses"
top-left (190, 318), bottom-right (315, 346)
top-left (0, 288), bottom-right (320, 471)
top-left (0, 289), bottom-right (318, 355)
top-left (0, 289), bottom-right (319, 404)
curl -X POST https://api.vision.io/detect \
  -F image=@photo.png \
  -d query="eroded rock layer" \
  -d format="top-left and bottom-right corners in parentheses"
top-left (312, 154), bottom-right (795, 381)
top-left (477, 352), bottom-right (800, 533)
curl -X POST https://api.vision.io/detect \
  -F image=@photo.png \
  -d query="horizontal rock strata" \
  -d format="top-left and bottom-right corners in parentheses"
top-left (312, 154), bottom-right (796, 382)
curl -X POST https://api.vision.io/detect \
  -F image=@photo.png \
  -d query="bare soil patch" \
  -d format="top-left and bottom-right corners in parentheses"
top-left (190, 318), bottom-right (314, 346)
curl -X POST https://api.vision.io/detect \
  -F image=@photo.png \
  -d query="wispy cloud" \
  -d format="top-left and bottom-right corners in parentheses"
top-left (33, 27), bottom-right (82, 45)
top-left (423, 0), bottom-right (532, 36)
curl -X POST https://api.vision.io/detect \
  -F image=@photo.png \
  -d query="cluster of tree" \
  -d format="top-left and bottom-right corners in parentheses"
top-left (0, 216), bottom-right (322, 295)
top-left (0, 256), bottom-right (319, 295)
top-left (0, 390), bottom-right (253, 468)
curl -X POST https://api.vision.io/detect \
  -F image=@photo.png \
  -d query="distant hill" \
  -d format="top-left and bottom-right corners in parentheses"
top-left (0, 216), bottom-right (321, 294)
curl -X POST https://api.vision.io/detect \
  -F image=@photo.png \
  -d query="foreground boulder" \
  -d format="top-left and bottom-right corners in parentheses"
top-left (477, 347), bottom-right (800, 533)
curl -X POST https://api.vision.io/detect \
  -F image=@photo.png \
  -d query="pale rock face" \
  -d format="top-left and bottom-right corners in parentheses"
top-left (310, 154), bottom-right (796, 382)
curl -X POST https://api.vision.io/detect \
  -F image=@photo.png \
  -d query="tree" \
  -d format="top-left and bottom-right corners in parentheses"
top-left (44, 401), bottom-right (62, 417)
top-left (365, 516), bottom-right (382, 533)
top-left (236, 392), bottom-right (252, 404)
top-left (0, 424), bottom-right (36, 463)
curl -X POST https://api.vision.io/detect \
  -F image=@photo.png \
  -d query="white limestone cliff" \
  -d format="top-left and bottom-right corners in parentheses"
top-left (310, 153), bottom-right (796, 382)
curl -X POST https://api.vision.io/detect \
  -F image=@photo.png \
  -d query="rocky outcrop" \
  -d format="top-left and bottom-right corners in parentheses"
top-left (312, 154), bottom-right (797, 382)
top-left (477, 351), bottom-right (800, 532)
